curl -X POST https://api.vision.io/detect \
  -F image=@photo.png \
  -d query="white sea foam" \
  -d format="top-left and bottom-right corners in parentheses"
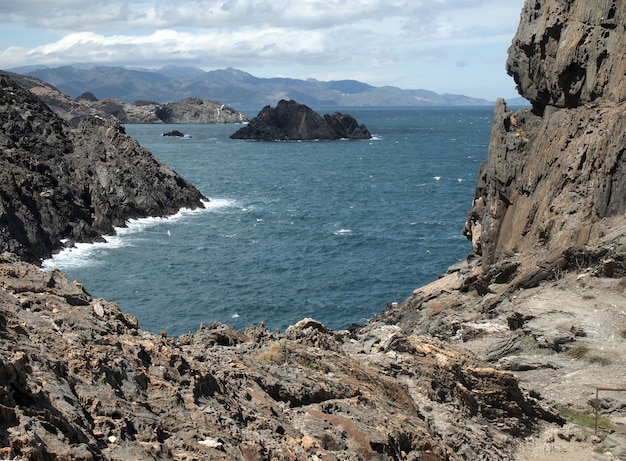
top-left (42, 197), bottom-right (238, 270)
top-left (335, 229), bottom-right (353, 235)
top-left (433, 176), bottom-right (441, 181)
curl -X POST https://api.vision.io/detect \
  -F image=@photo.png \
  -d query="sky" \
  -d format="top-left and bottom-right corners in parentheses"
top-left (0, 0), bottom-right (526, 100)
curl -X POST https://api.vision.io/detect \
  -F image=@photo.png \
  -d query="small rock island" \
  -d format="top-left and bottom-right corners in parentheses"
top-left (230, 99), bottom-right (372, 141)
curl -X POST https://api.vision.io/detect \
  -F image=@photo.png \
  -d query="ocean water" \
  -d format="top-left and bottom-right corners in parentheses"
top-left (43, 107), bottom-right (494, 336)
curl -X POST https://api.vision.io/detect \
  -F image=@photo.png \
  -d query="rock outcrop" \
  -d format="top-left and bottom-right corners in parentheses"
top-left (507, 0), bottom-right (626, 115)
top-left (230, 99), bottom-right (371, 140)
top-left (0, 253), bottom-right (559, 461)
top-left (0, 74), bottom-right (206, 263)
top-left (464, 0), bottom-right (626, 268)
top-left (1, 71), bottom-right (249, 126)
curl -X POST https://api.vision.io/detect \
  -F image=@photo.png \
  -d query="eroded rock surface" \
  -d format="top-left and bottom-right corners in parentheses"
top-left (507, 0), bottom-right (626, 114)
top-left (0, 253), bottom-right (559, 460)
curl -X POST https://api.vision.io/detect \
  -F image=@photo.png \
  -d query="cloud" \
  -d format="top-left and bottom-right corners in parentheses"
top-left (0, 0), bottom-right (526, 98)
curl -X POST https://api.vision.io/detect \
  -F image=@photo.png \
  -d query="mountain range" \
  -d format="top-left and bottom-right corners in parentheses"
top-left (11, 65), bottom-right (500, 108)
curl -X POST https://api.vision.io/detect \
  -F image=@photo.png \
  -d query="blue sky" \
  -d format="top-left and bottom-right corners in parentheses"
top-left (0, 0), bottom-right (525, 100)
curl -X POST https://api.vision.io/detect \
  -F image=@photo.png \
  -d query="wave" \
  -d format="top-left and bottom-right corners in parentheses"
top-left (43, 197), bottom-right (239, 270)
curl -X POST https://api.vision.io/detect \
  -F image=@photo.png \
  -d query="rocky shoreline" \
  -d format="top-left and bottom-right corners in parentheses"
top-left (0, 252), bottom-right (562, 460)
top-left (1, 0), bottom-right (626, 459)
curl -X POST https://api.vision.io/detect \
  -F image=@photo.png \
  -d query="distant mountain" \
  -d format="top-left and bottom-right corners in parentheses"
top-left (14, 65), bottom-right (494, 109)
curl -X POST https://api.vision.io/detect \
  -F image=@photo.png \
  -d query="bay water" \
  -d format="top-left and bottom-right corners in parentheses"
top-left (43, 107), bottom-right (494, 336)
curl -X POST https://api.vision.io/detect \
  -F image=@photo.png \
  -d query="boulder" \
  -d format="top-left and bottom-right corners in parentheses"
top-left (230, 99), bottom-right (371, 140)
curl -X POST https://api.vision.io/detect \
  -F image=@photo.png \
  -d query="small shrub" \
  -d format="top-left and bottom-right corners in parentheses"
top-left (565, 345), bottom-right (589, 359)
top-left (296, 353), bottom-right (330, 373)
top-left (620, 325), bottom-right (626, 339)
top-left (257, 342), bottom-right (329, 372)
top-left (258, 341), bottom-right (291, 365)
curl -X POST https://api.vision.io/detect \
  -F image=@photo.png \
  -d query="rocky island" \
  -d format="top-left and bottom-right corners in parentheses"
top-left (0, 0), bottom-right (625, 460)
top-left (230, 99), bottom-right (372, 141)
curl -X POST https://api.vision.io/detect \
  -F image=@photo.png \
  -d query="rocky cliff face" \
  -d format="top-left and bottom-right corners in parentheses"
top-left (230, 99), bottom-right (372, 140)
top-left (464, 0), bottom-right (626, 268)
top-left (0, 74), bottom-right (206, 263)
top-left (507, 0), bottom-right (626, 114)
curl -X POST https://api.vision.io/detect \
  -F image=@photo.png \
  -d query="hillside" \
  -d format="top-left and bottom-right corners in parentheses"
top-left (14, 65), bottom-right (493, 108)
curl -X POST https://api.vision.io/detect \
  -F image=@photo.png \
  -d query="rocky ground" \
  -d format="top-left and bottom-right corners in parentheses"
top-left (0, 249), bottom-right (584, 461)
top-left (371, 215), bottom-right (626, 460)
top-left (0, 228), bottom-right (624, 460)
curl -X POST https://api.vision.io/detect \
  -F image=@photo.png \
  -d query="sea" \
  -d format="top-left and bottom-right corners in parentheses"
top-left (42, 106), bottom-right (495, 337)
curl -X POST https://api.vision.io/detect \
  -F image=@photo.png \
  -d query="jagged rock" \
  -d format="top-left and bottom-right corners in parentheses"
top-left (463, 98), bottom-right (626, 267)
top-left (230, 99), bottom-right (371, 140)
top-left (507, 0), bottom-right (626, 114)
top-left (0, 74), bottom-right (206, 262)
top-left (0, 256), bottom-right (561, 460)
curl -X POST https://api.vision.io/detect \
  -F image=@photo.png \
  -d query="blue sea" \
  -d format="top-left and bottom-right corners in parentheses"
top-left (43, 107), bottom-right (494, 336)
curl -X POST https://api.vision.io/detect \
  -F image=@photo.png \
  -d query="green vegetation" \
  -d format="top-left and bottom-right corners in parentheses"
top-left (587, 355), bottom-right (612, 366)
top-left (565, 345), bottom-right (590, 359)
top-left (258, 341), bottom-right (330, 372)
top-left (555, 404), bottom-right (611, 431)
top-left (565, 345), bottom-right (611, 365)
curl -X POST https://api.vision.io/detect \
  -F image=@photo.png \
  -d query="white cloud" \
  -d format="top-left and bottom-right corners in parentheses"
top-left (0, 0), bottom-right (526, 99)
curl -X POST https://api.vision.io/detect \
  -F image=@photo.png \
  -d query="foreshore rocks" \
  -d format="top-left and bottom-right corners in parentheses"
top-left (230, 99), bottom-right (372, 140)
top-left (0, 253), bottom-right (560, 460)
top-left (0, 74), bottom-right (206, 262)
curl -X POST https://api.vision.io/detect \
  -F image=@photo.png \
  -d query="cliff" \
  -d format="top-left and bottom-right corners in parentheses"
top-left (376, 1), bottom-right (626, 457)
top-left (0, 74), bottom-right (206, 263)
top-left (464, 0), bottom-right (626, 266)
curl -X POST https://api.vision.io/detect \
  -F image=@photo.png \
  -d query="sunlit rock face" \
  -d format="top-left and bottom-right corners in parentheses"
top-left (465, 0), bottom-right (626, 266)
top-left (507, 0), bottom-right (626, 114)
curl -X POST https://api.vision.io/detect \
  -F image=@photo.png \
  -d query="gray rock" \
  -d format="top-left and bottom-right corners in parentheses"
top-left (507, 0), bottom-right (626, 114)
top-left (0, 74), bottom-right (206, 262)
